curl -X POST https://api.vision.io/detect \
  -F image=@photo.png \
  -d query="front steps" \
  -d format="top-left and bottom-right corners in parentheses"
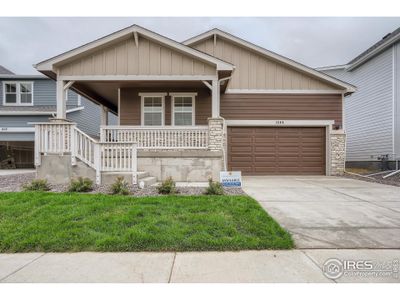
top-left (137, 171), bottom-right (157, 188)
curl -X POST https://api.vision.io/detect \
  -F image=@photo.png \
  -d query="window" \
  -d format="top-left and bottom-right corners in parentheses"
top-left (140, 93), bottom-right (166, 126)
top-left (171, 93), bottom-right (196, 126)
top-left (3, 82), bottom-right (33, 106)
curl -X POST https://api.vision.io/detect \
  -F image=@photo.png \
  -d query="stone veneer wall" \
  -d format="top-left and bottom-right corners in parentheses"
top-left (208, 117), bottom-right (224, 151)
top-left (330, 130), bottom-right (346, 175)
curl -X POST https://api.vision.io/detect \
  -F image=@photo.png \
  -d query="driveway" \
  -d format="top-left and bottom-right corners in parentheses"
top-left (243, 176), bottom-right (400, 249)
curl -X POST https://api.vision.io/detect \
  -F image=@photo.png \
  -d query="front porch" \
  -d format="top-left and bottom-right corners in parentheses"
top-left (33, 114), bottom-right (226, 185)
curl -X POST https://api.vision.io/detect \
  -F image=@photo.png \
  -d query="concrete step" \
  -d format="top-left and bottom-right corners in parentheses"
top-left (137, 176), bottom-right (157, 188)
top-left (137, 171), bottom-right (150, 179)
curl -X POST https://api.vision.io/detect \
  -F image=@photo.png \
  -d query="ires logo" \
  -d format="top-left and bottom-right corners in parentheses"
top-left (323, 258), bottom-right (398, 280)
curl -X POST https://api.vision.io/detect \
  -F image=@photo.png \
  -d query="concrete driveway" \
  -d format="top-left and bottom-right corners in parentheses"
top-left (243, 176), bottom-right (400, 249)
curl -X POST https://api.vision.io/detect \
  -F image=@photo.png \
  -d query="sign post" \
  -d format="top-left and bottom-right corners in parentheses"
top-left (220, 171), bottom-right (242, 187)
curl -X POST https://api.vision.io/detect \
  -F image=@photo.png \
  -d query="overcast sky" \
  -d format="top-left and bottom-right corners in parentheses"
top-left (1, 17), bottom-right (399, 74)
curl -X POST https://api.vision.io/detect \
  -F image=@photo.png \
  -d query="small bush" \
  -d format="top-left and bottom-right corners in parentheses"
top-left (110, 176), bottom-right (130, 195)
top-left (205, 178), bottom-right (224, 195)
top-left (22, 179), bottom-right (50, 192)
top-left (157, 176), bottom-right (177, 194)
top-left (68, 177), bottom-right (93, 193)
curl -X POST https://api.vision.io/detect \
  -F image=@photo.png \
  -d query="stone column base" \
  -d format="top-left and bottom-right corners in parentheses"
top-left (330, 130), bottom-right (346, 175)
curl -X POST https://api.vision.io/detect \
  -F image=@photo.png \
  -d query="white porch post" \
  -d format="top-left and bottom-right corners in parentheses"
top-left (211, 79), bottom-right (220, 118)
top-left (100, 105), bottom-right (109, 126)
top-left (56, 80), bottom-right (67, 119)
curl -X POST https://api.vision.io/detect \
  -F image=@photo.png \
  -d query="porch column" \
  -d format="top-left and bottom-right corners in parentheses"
top-left (211, 79), bottom-right (220, 117)
top-left (56, 79), bottom-right (67, 120)
top-left (100, 105), bottom-right (109, 126)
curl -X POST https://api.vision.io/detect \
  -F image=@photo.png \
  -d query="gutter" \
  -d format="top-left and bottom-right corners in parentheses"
top-left (0, 106), bottom-right (84, 116)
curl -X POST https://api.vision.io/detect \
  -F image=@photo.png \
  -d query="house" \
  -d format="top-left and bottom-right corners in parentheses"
top-left (32, 25), bottom-right (355, 185)
top-left (318, 26), bottom-right (400, 170)
top-left (0, 66), bottom-right (116, 168)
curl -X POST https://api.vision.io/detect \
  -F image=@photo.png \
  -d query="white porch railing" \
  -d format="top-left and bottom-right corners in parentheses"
top-left (100, 126), bottom-right (209, 149)
top-left (34, 122), bottom-right (74, 154)
top-left (34, 123), bottom-right (137, 185)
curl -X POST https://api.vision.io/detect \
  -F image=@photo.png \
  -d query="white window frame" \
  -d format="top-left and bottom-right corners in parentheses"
top-left (170, 92), bottom-right (197, 126)
top-left (139, 92), bottom-right (167, 126)
top-left (2, 81), bottom-right (34, 106)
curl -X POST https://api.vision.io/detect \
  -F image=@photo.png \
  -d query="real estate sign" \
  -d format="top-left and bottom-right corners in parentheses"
top-left (220, 171), bottom-right (242, 187)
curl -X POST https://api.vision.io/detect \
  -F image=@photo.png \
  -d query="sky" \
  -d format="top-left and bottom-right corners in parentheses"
top-left (0, 17), bottom-right (399, 75)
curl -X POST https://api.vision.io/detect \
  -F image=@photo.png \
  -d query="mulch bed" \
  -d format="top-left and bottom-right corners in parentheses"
top-left (0, 172), bottom-right (245, 196)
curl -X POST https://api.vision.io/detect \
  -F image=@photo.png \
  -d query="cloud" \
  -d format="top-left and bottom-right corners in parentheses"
top-left (0, 17), bottom-right (399, 74)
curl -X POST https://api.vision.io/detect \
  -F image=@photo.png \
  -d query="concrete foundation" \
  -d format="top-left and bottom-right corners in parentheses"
top-left (36, 150), bottom-right (224, 184)
top-left (36, 154), bottom-right (96, 185)
top-left (138, 150), bottom-right (223, 182)
top-left (346, 160), bottom-right (399, 171)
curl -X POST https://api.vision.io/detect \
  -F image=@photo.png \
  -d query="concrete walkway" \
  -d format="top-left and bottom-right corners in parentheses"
top-left (243, 176), bottom-right (400, 248)
top-left (0, 250), bottom-right (399, 283)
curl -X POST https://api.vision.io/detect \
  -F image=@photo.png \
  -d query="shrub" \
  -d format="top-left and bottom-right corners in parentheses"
top-left (110, 176), bottom-right (130, 195)
top-left (68, 177), bottom-right (93, 193)
top-left (204, 178), bottom-right (224, 195)
top-left (22, 179), bottom-right (50, 192)
top-left (157, 176), bottom-right (177, 194)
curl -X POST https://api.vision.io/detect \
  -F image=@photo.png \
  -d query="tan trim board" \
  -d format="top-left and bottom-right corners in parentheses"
top-left (225, 120), bottom-right (335, 127)
top-left (225, 89), bottom-right (345, 94)
top-left (58, 75), bottom-right (218, 81)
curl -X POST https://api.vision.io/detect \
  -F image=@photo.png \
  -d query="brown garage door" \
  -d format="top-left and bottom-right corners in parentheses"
top-left (227, 127), bottom-right (326, 175)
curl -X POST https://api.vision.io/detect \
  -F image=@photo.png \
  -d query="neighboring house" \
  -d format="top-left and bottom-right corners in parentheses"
top-left (0, 66), bottom-right (116, 168)
top-left (318, 27), bottom-right (400, 169)
top-left (32, 25), bottom-right (355, 185)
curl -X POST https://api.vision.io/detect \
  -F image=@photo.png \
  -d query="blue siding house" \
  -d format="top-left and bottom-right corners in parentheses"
top-left (0, 66), bottom-right (116, 168)
top-left (318, 27), bottom-right (400, 170)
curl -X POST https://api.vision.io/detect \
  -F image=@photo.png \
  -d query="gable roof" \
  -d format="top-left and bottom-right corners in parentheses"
top-left (346, 26), bottom-right (400, 71)
top-left (35, 25), bottom-right (234, 74)
top-left (0, 65), bottom-right (14, 75)
top-left (318, 26), bottom-right (400, 72)
top-left (183, 28), bottom-right (356, 93)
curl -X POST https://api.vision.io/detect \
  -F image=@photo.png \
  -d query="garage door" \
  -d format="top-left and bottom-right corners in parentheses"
top-left (227, 127), bottom-right (326, 175)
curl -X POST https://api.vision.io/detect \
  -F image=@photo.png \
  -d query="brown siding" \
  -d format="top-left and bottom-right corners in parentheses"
top-left (120, 88), bottom-right (211, 126)
top-left (191, 37), bottom-right (341, 91)
top-left (221, 93), bottom-right (342, 127)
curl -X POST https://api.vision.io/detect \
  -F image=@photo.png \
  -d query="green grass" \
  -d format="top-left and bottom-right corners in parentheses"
top-left (0, 192), bottom-right (294, 252)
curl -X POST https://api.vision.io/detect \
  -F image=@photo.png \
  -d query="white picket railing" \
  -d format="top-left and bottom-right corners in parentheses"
top-left (34, 122), bottom-right (74, 154)
top-left (72, 127), bottom-right (97, 168)
top-left (100, 126), bottom-right (209, 149)
top-left (99, 142), bottom-right (137, 173)
top-left (34, 122), bottom-right (137, 184)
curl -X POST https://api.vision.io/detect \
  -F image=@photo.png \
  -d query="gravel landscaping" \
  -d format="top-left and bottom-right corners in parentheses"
top-left (343, 170), bottom-right (400, 187)
top-left (0, 172), bottom-right (245, 195)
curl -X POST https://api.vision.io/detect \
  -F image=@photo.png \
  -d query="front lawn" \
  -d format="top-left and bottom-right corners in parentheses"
top-left (0, 192), bottom-right (293, 252)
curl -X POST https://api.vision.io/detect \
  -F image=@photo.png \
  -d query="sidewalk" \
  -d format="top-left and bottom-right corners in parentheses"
top-left (1, 250), bottom-right (399, 283)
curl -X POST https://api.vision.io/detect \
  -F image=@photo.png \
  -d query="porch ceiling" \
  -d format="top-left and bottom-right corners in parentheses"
top-left (75, 80), bottom-right (211, 109)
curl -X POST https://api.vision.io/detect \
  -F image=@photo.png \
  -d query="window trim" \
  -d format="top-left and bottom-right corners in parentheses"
top-left (139, 92), bottom-right (167, 126)
top-left (2, 81), bottom-right (34, 106)
top-left (170, 92), bottom-right (197, 126)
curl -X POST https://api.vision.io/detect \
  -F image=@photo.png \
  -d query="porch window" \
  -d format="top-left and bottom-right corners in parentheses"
top-left (140, 93), bottom-right (166, 126)
top-left (3, 82), bottom-right (33, 106)
top-left (171, 93), bottom-right (196, 126)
